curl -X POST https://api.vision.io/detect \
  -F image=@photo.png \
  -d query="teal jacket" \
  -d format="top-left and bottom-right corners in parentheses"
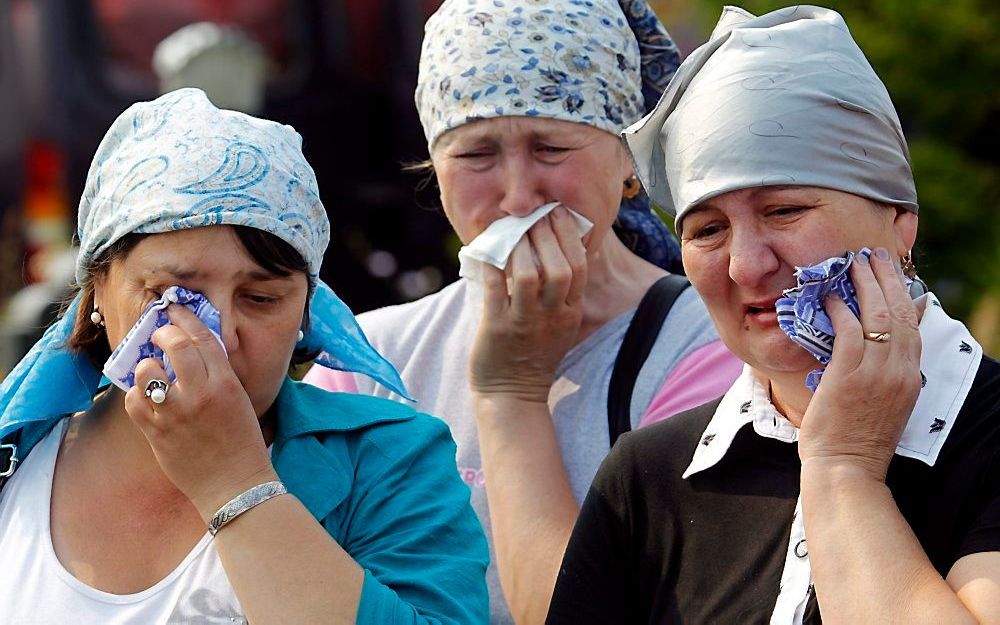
top-left (4, 378), bottom-right (490, 624)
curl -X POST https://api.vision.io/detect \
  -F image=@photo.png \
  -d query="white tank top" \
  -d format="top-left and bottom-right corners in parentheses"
top-left (0, 418), bottom-right (247, 624)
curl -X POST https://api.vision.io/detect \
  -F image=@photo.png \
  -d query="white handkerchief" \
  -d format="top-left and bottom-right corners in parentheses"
top-left (103, 286), bottom-right (226, 391)
top-left (457, 202), bottom-right (593, 283)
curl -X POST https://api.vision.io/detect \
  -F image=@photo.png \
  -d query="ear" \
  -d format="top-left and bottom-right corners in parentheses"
top-left (892, 209), bottom-right (918, 257)
top-left (91, 271), bottom-right (107, 310)
top-left (618, 139), bottom-right (635, 179)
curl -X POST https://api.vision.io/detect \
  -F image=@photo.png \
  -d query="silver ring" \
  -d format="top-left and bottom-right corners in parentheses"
top-left (144, 379), bottom-right (169, 404)
top-left (863, 331), bottom-right (891, 343)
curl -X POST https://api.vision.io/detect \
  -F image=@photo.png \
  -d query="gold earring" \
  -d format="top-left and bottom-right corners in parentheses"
top-left (901, 251), bottom-right (928, 298)
top-left (900, 251), bottom-right (916, 278)
top-left (622, 175), bottom-right (641, 200)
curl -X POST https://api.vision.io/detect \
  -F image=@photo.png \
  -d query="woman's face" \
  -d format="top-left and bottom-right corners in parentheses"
top-left (431, 116), bottom-right (631, 250)
top-left (679, 186), bottom-right (918, 378)
top-left (94, 226), bottom-right (309, 418)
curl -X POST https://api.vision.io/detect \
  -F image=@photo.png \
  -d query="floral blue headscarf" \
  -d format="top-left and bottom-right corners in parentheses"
top-left (416, 0), bottom-right (683, 271)
top-left (0, 88), bottom-right (410, 447)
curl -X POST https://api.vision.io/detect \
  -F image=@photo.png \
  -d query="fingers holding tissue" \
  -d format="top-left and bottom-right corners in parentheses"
top-left (109, 286), bottom-right (274, 519)
top-left (467, 203), bottom-right (592, 402)
top-left (458, 202), bottom-right (593, 286)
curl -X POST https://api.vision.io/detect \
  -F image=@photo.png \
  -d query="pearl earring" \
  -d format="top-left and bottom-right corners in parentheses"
top-left (90, 309), bottom-right (105, 327)
top-left (297, 330), bottom-right (304, 342)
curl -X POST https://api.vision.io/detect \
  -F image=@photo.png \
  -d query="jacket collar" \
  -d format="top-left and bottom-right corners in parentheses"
top-left (274, 377), bottom-right (416, 442)
top-left (272, 377), bottom-right (417, 521)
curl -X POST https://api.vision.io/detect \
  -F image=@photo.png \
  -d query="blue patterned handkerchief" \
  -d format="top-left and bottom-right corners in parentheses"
top-left (103, 286), bottom-right (224, 391)
top-left (775, 249), bottom-right (871, 391)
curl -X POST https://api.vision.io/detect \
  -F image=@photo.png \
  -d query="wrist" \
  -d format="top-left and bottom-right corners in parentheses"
top-left (800, 455), bottom-right (889, 489)
top-left (208, 480), bottom-right (288, 536)
top-left (191, 466), bottom-right (281, 522)
top-left (473, 391), bottom-right (552, 422)
top-left (472, 382), bottom-right (552, 407)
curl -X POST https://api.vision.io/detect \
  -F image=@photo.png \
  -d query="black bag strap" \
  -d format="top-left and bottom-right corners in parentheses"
top-left (607, 274), bottom-right (691, 447)
top-left (0, 430), bottom-right (20, 492)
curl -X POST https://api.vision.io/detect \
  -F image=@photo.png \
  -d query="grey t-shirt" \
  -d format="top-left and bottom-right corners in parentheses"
top-left (319, 278), bottom-right (721, 624)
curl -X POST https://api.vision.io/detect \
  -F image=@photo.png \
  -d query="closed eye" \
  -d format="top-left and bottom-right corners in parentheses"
top-left (689, 223), bottom-right (727, 240)
top-left (766, 204), bottom-right (813, 217)
top-left (244, 293), bottom-right (280, 305)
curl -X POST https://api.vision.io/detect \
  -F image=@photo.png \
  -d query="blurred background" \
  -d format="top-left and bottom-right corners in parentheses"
top-left (0, 0), bottom-right (996, 376)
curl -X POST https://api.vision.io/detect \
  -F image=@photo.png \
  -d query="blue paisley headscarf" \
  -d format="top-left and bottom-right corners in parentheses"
top-left (416, 0), bottom-right (683, 271)
top-left (0, 88), bottom-right (410, 448)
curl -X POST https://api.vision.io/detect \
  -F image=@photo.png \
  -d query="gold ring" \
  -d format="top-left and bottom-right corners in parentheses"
top-left (863, 331), bottom-right (891, 343)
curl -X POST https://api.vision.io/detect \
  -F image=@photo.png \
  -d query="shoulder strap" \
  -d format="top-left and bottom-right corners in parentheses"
top-left (607, 274), bottom-right (691, 447)
top-left (0, 430), bottom-right (21, 492)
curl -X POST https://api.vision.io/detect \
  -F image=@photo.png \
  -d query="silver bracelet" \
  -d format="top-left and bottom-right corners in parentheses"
top-left (209, 480), bottom-right (288, 536)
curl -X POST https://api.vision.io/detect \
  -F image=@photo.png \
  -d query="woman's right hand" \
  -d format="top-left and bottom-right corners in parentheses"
top-left (125, 305), bottom-right (277, 522)
top-left (469, 206), bottom-right (588, 404)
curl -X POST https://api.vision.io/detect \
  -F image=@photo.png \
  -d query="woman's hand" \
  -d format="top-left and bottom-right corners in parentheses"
top-left (470, 206), bottom-right (588, 404)
top-left (124, 305), bottom-right (277, 521)
top-left (469, 206), bottom-right (588, 622)
top-left (798, 247), bottom-right (923, 481)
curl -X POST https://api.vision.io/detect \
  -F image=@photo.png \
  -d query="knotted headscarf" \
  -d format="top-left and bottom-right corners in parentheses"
top-left (416, 0), bottom-right (683, 270)
top-left (623, 5), bottom-right (918, 230)
top-left (0, 88), bottom-right (410, 444)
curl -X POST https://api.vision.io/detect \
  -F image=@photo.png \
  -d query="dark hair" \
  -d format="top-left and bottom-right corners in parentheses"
top-left (67, 226), bottom-right (317, 369)
top-left (66, 233), bottom-right (147, 368)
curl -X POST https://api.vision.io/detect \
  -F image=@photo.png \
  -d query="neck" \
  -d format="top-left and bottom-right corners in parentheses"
top-left (73, 389), bottom-right (176, 486)
top-left (765, 370), bottom-right (816, 427)
top-left (576, 234), bottom-right (667, 341)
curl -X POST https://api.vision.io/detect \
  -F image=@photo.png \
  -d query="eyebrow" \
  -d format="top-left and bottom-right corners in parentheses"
top-left (747, 185), bottom-right (806, 199)
top-left (146, 266), bottom-right (290, 283)
top-left (690, 185), bottom-right (809, 211)
top-left (437, 125), bottom-right (579, 150)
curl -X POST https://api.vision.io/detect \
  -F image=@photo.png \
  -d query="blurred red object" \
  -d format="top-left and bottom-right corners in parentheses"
top-left (21, 139), bottom-right (70, 284)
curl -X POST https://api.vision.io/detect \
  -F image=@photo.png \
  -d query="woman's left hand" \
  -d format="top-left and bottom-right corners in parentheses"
top-left (124, 305), bottom-right (277, 521)
top-left (798, 247), bottom-right (923, 481)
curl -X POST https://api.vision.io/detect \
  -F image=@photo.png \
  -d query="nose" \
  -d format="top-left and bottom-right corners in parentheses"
top-left (497, 154), bottom-right (546, 217)
top-left (727, 225), bottom-right (780, 288)
top-left (209, 297), bottom-right (240, 355)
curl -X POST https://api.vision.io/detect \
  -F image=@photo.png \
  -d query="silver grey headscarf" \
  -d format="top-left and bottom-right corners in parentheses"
top-left (623, 5), bottom-right (918, 229)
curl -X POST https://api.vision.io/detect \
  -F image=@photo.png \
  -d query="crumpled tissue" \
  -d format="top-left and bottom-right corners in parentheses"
top-left (776, 248), bottom-right (915, 390)
top-left (103, 286), bottom-right (224, 391)
top-left (457, 202), bottom-right (593, 284)
top-left (776, 248), bottom-right (866, 391)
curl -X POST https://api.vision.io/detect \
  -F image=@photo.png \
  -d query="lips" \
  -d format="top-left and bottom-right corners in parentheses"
top-left (743, 299), bottom-right (778, 315)
top-left (742, 298), bottom-right (781, 327)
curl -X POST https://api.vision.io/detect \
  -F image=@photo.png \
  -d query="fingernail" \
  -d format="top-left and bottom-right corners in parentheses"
top-left (856, 252), bottom-right (869, 265)
top-left (875, 247), bottom-right (890, 261)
